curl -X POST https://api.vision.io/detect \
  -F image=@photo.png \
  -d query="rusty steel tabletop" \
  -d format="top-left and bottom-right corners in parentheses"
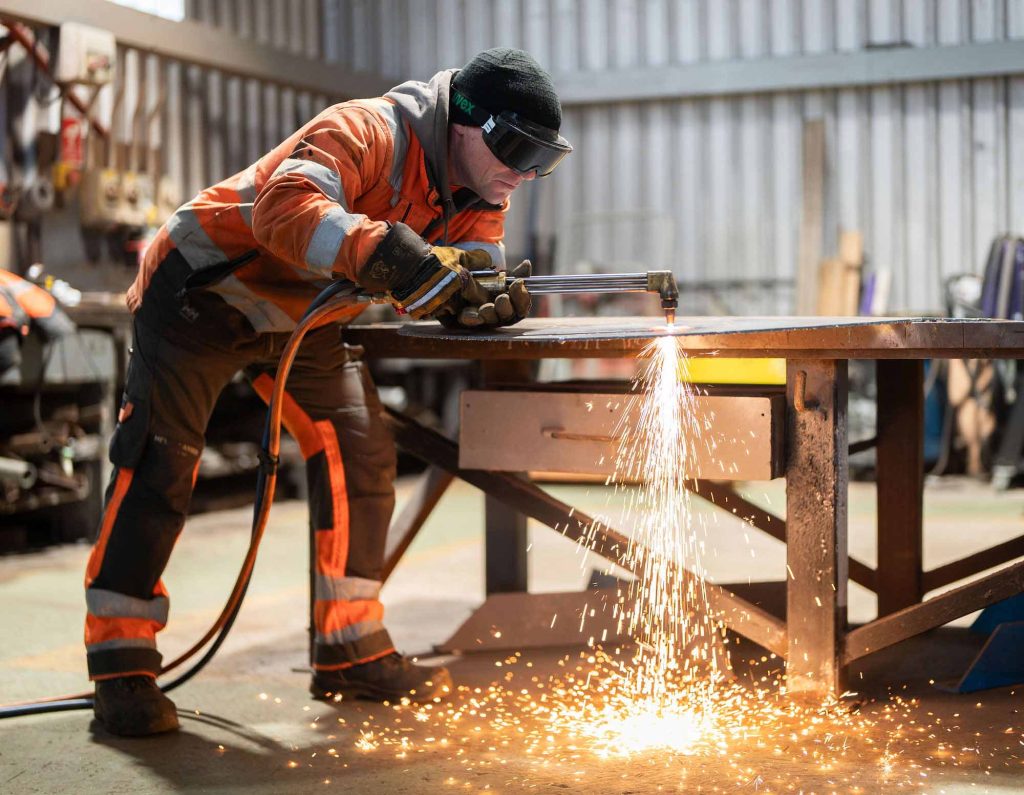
top-left (343, 316), bottom-right (1024, 359)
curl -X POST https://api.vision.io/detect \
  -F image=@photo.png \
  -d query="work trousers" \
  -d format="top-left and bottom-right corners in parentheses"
top-left (84, 250), bottom-right (397, 680)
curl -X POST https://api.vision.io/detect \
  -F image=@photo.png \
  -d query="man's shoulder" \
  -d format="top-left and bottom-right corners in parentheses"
top-left (317, 98), bottom-right (403, 134)
top-left (297, 100), bottom-right (408, 163)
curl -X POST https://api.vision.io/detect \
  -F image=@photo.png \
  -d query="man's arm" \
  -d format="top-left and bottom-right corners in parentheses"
top-left (251, 106), bottom-right (490, 319)
top-left (251, 105), bottom-right (391, 283)
top-left (448, 202), bottom-right (508, 269)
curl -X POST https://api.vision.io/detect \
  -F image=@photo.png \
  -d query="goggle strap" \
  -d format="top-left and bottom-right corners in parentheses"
top-left (451, 89), bottom-right (492, 127)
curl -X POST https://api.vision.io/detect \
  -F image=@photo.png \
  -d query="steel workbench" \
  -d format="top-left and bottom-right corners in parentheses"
top-left (345, 316), bottom-right (1024, 698)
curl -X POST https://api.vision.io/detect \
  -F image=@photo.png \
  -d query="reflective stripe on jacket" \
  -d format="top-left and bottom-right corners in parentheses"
top-left (130, 83), bottom-right (507, 332)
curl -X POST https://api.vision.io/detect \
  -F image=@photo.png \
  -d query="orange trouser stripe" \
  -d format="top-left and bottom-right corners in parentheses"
top-left (316, 530), bottom-right (349, 582)
top-left (313, 598), bottom-right (383, 635)
top-left (250, 373), bottom-right (325, 459)
top-left (84, 468), bottom-right (134, 587)
top-left (85, 614), bottom-right (160, 646)
top-left (315, 419), bottom-right (349, 578)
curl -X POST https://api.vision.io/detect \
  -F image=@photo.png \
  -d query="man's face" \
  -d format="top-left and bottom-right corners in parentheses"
top-left (449, 125), bottom-right (535, 204)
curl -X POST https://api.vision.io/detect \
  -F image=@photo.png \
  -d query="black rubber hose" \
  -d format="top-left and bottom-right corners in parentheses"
top-left (0, 698), bottom-right (95, 718)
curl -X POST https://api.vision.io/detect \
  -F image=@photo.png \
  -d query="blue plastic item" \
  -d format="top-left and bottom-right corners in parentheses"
top-left (923, 360), bottom-right (946, 467)
top-left (971, 592), bottom-right (1024, 635)
top-left (939, 621), bottom-right (1024, 694)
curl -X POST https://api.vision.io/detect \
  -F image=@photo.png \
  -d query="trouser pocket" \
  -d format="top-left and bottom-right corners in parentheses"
top-left (109, 330), bottom-right (155, 468)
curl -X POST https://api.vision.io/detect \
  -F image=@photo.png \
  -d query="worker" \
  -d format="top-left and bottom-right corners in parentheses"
top-left (83, 47), bottom-right (572, 737)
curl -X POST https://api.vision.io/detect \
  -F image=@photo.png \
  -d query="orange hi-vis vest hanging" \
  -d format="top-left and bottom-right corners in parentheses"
top-left (0, 269), bottom-right (73, 340)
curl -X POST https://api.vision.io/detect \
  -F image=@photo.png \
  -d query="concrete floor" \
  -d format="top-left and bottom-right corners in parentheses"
top-left (1, 475), bottom-right (1022, 793)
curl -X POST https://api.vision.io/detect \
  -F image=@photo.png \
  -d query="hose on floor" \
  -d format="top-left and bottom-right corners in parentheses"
top-left (0, 280), bottom-right (362, 720)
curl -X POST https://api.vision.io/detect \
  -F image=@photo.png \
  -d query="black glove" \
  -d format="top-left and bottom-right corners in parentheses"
top-left (358, 223), bottom-right (491, 319)
top-left (437, 259), bottom-right (533, 329)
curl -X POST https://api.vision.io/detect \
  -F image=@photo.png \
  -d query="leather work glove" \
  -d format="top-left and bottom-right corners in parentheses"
top-left (436, 259), bottom-right (533, 329)
top-left (357, 223), bottom-right (491, 319)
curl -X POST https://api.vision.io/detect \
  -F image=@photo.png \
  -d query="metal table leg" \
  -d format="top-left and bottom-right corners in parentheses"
top-left (876, 359), bottom-right (924, 615)
top-left (485, 491), bottom-right (529, 593)
top-left (785, 359), bottom-right (849, 697)
top-left (480, 360), bottom-right (534, 594)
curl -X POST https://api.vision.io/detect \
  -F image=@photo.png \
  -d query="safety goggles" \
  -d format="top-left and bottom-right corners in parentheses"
top-left (481, 112), bottom-right (572, 177)
top-left (453, 90), bottom-right (572, 177)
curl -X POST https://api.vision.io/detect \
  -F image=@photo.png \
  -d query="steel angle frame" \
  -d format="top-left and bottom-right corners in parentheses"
top-left (351, 317), bottom-right (1024, 700)
top-left (685, 480), bottom-right (877, 593)
top-left (922, 536), bottom-right (1024, 592)
top-left (844, 558), bottom-right (1024, 665)
top-left (380, 407), bottom-right (788, 658)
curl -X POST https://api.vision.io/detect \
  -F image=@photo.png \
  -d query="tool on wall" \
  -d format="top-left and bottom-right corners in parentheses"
top-left (7, 32), bottom-right (57, 224)
top-left (78, 44), bottom-right (122, 233)
top-left (2, 22), bottom-right (115, 217)
top-left (53, 21), bottom-right (115, 194)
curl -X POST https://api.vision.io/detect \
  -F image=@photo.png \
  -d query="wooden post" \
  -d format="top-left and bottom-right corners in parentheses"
top-left (875, 359), bottom-right (924, 614)
top-left (480, 360), bottom-right (535, 594)
top-left (785, 359), bottom-right (849, 698)
top-left (797, 120), bottom-right (825, 315)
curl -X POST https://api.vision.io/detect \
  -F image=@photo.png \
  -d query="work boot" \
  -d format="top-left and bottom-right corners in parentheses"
top-left (93, 675), bottom-right (180, 737)
top-left (310, 652), bottom-right (452, 703)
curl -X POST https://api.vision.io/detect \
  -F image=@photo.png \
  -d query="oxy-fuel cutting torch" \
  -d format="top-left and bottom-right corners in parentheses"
top-left (471, 268), bottom-right (680, 326)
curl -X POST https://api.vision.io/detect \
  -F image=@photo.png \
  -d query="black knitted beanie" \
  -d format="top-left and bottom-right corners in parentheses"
top-left (450, 48), bottom-right (561, 132)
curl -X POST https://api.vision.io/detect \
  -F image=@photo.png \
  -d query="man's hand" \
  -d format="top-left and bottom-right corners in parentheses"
top-left (358, 224), bottom-right (491, 319)
top-left (388, 245), bottom-right (493, 319)
top-left (436, 260), bottom-right (533, 328)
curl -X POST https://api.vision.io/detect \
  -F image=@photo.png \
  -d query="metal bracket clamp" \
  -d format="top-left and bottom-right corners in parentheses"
top-left (793, 369), bottom-right (822, 414)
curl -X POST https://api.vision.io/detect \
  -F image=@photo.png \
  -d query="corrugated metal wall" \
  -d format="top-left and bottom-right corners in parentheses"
top-left (14, 1), bottom-right (1010, 310)
top-left (171, 0), bottom-right (328, 198)
top-left (184, 0), bottom-right (1024, 315)
top-left (323, 0), bottom-right (1024, 315)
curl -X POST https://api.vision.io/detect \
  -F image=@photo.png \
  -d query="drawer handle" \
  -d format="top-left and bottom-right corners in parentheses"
top-left (541, 427), bottom-right (621, 443)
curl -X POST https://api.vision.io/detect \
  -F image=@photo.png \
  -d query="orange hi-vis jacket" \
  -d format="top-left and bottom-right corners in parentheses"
top-left (0, 269), bottom-right (74, 340)
top-left (129, 69), bottom-right (507, 332)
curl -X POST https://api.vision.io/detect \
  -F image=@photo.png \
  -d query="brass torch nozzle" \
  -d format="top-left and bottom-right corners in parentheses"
top-left (647, 271), bottom-right (679, 325)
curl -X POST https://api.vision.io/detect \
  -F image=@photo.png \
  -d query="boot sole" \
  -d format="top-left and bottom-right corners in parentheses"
top-left (93, 707), bottom-right (180, 737)
top-left (93, 700), bottom-right (180, 737)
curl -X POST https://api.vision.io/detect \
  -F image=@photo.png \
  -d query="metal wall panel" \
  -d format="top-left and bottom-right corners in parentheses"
top-left (171, 1), bottom-right (1024, 314)
top-left (255, 0), bottom-right (1020, 315)
top-left (178, 0), bottom-right (328, 201)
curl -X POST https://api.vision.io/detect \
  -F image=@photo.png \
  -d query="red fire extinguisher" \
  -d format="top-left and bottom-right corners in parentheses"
top-left (56, 110), bottom-right (85, 190)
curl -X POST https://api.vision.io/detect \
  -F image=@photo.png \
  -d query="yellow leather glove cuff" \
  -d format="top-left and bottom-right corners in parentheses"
top-left (387, 246), bottom-right (492, 320)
